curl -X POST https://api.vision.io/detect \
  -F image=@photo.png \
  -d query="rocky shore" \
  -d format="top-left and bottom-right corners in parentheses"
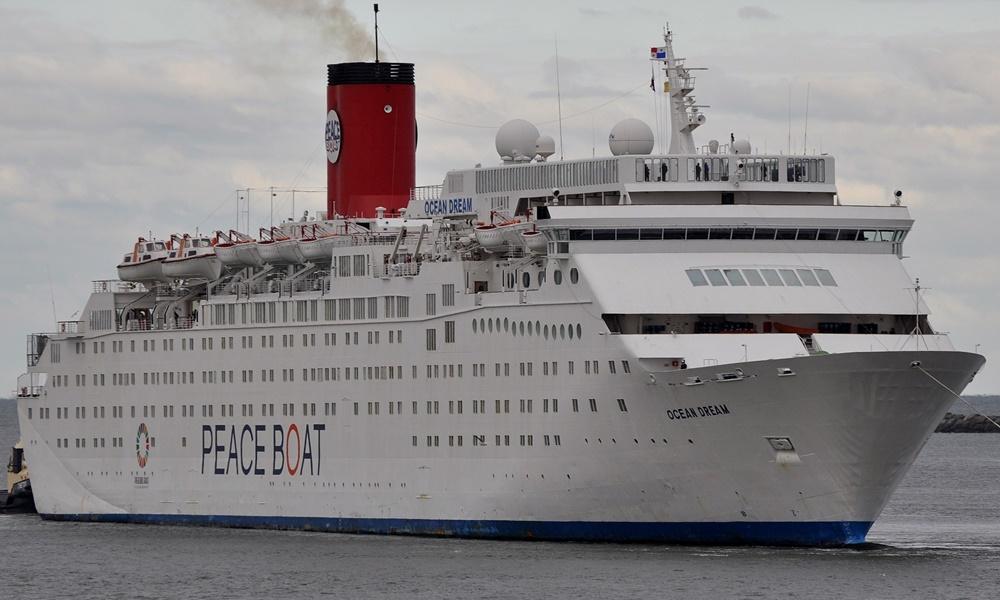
top-left (936, 412), bottom-right (1000, 433)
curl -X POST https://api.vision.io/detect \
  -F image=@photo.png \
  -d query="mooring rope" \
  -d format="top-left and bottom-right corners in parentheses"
top-left (910, 360), bottom-right (1000, 432)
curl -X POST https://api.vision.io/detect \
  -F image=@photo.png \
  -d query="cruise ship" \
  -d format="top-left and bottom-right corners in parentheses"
top-left (14, 27), bottom-right (985, 545)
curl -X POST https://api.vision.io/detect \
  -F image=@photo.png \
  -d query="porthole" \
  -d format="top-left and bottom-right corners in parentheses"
top-left (528, 321), bottom-right (533, 336)
top-left (544, 325), bottom-right (549, 339)
top-left (560, 324), bottom-right (566, 339)
top-left (538, 271), bottom-right (546, 285)
top-left (503, 317), bottom-right (509, 332)
top-left (570, 268), bottom-right (579, 284)
top-left (480, 318), bottom-right (486, 332)
top-left (488, 319), bottom-right (493, 333)
top-left (473, 319), bottom-right (478, 333)
top-left (495, 318), bottom-right (501, 332)
top-left (535, 320), bottom-right (541, 334)
top-left (554, 270), bottom-right (563, 285)
top-left (576, 323), bottom-right (582, 338)
top-left (568, 324), bottom-right (574, 339)
top-left (519, 321), bottom-right (525, 336)
top-left (523, 272), bottom-right (530, 288)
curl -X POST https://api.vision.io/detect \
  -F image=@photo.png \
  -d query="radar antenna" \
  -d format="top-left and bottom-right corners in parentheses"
top-left (652, 24), bottom-right (708, 154)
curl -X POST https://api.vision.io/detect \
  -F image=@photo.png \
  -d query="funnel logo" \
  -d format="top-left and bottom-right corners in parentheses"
top-left (136, 422), bottom-right (151, 468)
top-left (326, 109), bottom-right (342, 164)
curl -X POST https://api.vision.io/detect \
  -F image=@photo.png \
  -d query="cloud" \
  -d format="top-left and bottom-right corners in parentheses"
top-left (738, 6), bottom-right (778, 20)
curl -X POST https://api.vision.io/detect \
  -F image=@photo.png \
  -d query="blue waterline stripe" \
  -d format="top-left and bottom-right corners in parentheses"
top-left (41, 513), bottom-right (873, 546)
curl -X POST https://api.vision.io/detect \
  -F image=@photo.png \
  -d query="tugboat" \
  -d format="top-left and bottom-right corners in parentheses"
top-left (1, 441), bottom-right (35, 513)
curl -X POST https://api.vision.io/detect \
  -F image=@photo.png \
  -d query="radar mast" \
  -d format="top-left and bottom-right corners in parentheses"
top-left (653, 24), bottom-right (707, 154)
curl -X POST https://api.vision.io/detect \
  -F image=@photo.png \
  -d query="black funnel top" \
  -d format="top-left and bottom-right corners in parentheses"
top-left (327, 62), bottom-right (414, 86)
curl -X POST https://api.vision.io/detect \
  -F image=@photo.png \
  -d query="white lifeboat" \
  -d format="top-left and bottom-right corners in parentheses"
top-left (117, 237), bottom-right (170, 284)
top-left (298, 224), bottom-right (340, 263)
top-left (256, 227), bottom-right (301, 264)
top-left (162, 234), bottom-right (223, 281)
top-left (474, 212), bottom-right (529, 252)
top-left (521, 228), bottom-right (547, 254)
top-left (215, 230), bottom-right (262, 267)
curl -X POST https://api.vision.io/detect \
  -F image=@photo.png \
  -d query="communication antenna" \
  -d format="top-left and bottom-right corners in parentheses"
top-left (373, 4), bottom-right (380, 63)
top-left (554, 34), bottom-right (565, 160)
top-left (47, 263), bottom-right (58, 328)
top-left (802, 82), bottom-right (811, 155)
top-left (786, 81), bottom-right (792, 154)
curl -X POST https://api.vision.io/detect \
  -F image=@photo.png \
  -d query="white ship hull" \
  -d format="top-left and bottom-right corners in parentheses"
top-left (15, 346), bottom-right (981, 544)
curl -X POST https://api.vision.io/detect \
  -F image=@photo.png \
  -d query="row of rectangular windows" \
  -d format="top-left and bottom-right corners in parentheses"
top-left (686, 267), bottom-right (838, 288)
top-left (567, 227), bottom-right (907, 242)
top-left (412, 434), bottom-right (563, 447)
top-left (45, 359), bottom-right (631, 392)
top-left (210, 294), bottom-right (416, 326)
top-left (72, 327), bottom-right (406, 357)
top-left (28, 395), bottom-right (627, 421)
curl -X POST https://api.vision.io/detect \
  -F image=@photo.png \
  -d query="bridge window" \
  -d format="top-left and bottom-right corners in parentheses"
top-left (742, 269), bottom-right (766, 286)
top-left (704, 269), bottom-right (727, 286)
top-left (686, 268), bottom-right (708, 286)
top-left (815, 269), bottom-right (837, 286)
top-left (723, 269), bottom-right (746, 286)
top-left (778, 269), bottom-right (802, 286)
top-left (760, 269), bottom-right (783, 286)
top-left (797, 269), bottom-right (820, 286)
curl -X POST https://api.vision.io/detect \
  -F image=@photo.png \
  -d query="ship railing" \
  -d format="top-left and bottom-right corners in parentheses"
top-left (15, 385), bottom-right (44, 398)
top-left (375, 262), bottom-right (421, 278)
top-left (93, 280), bottom-right (147, 294)
top-left (410, 185), bottom-right (443, 202)
top-left (167, 317), bottom-right (195, 330)
top-left (327, 235), bottom-right (399, 249)
top-left (122, 320), bottom-right (152, 332)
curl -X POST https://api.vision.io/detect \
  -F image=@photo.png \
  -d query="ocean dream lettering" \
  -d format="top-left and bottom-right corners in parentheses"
top-left (424, 197), bottom-right (473, 216)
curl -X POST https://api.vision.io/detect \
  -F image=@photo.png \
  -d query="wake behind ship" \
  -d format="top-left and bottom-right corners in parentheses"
top-left (14, 25), bottom-right (985, 545)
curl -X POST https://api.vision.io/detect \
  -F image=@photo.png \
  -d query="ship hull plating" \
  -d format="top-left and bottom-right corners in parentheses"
top-left (18, 350), bottom-right (980, 545)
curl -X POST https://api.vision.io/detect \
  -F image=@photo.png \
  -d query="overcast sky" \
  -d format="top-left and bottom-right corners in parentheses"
top-left (2, 0), bottom-right (998, 393)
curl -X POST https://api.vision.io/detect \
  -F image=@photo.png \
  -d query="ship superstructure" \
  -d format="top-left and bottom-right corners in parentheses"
top-left (14, 27), bottom-right (984, 545)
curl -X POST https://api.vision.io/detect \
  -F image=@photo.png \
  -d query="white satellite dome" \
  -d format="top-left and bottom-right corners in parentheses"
top-left (609, 118), bottom-right (654, 156)
top-left (534, 135), bottom-right (555, 161)
top-left (496, 119), bottom-right (540, 162)
top-left (731, 139), bottom-right (752, 154)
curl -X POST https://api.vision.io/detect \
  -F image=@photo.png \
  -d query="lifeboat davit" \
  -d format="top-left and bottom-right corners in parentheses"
top-left (215, 230), bottom-right (262, 267)
top-left (162, 234), bottom-right (223, 281)
top-left (117, 237), bottom-right (170, 284)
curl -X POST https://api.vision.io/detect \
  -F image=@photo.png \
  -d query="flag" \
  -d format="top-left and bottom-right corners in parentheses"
top-left (649, 46), bottom-right (667, 60)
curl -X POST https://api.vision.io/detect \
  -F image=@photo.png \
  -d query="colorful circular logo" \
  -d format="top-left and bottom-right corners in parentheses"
top-left (136, 422), bottom-right (150, 468)
top-left (325, 109), bottom-right (342, 164)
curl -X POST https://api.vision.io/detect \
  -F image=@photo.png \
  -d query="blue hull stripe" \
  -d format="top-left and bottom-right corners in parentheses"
top-left (41, 513), bottom-right (873, 546)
